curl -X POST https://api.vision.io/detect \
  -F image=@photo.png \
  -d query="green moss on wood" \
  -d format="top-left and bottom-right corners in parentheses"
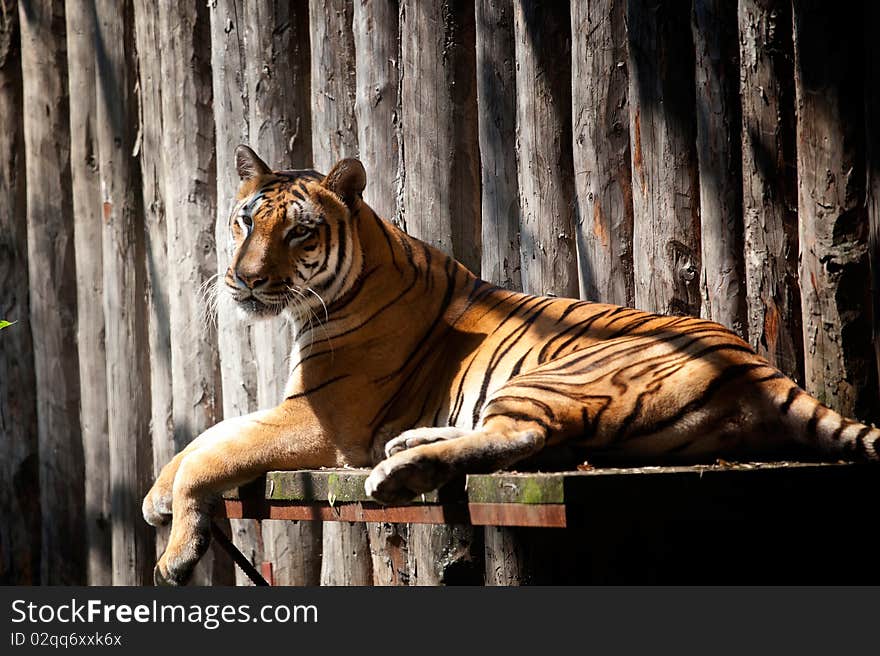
top-left (467, 473), bottom-right (565, 504)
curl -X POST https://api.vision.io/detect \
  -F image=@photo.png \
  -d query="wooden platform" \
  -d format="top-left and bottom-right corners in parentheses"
top-left (219, 461), bottom-right (879, 529)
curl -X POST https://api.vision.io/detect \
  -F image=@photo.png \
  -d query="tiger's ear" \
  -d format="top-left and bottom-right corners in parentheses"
top-left (321, 158), bottom-right (366, 208)
top-left (235, 145), bottom-right (271, 181)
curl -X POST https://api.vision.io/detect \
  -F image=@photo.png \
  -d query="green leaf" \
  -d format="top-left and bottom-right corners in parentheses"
top-left (0, 320), bottom-right (16, 331)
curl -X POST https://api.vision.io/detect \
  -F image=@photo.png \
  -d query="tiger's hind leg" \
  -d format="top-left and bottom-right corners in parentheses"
top-left (367, 330), bottom-right (786, 503)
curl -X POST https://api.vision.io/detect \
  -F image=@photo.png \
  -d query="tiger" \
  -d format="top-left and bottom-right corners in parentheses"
top-left (143, 145), bottom-right (880, 585)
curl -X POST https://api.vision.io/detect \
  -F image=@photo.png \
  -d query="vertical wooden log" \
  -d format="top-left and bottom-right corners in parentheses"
top-left (626, 0), bottom-right (701, 316)
top-left (94, 0), bottom-right (154, 586)
top-left (18, 0), bottom-right (87, 584)
top-left (310, 0), bottom-right (358, 166)
top-left (133, 0), bottom-right (175, 569)
top-left (407, 523), bottom-right (482, 586)
top-left (476, 0), bottom-right (521, 292)
top-left (367, 521), bottom-right (409, 586)
top-left (483, 526), bottom-right (528, 585)
top-left (400, 0), bottom-right (481, 273)
top-left (792, 0), bottom-right (878, 420)
top-left (692, 0), bottom-right (746, 335)
top-left (320, 521), bottom-right (372, 586)
top-left (514, 0), bottom-right (578, 299)
top-left (208, 0), bottom-right (264, 587)
top-left (738, 0), bottom-right (802, 383)
top-left (0, 0), bottom-right (40, 585)
top-left (866, 1), bottom-right (880, 390)
top-left (570, 0), bottom-right (634, 307)
top-left (353, 0), bottom-right (410, 586)
top-left (354, 0), bottom-right (400, 221)
top-left (399, 0), bottom-right (482, 586)
top-left (309, 0), bottom-right (372, 587)
top-left (157, 2), bottom-right (232, 585)
top-left (65, 0), bottom-right (111, 587)
top-left (262, 521), bottom-right (322, 585)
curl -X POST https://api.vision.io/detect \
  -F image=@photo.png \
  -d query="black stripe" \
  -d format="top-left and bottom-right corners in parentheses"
top-left (286, 373), bottom-right (350, 400)
top-left (509, 350), bottom-right (530, 378)
top-left (805, 403), bottom-right (824, 438)
top-left (368, 259), bottom-right (459, 428)
top-left (616, 362), bottom-right (766, 441)
top-left (553, 300), bottom-right (591, 325)
top-left (471, 297), bottom-right (557, 426)
top-left (480, 411), bottom-right (551, 432)
top-left (780, 386), bottom-right (802, 414)
top-left (831, 418), bottom-right (855, 442)
top-left (484, 394), bottom-right (557, 423)
top-left (855, 425), bottom-right (872, 454)
top-left (375, 214), bottom-right (403, 273)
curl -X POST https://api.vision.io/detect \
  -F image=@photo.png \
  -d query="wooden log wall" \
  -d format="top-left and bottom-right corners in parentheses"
top-left (17, 0), bottom-right (86, 585)
top-left (65, 0), bottom-right (110, 586)
top-left (93, 0), bottom-right (153, 585)
top-left (738, 0), bottom-right (802, 383)
top-left (792, 0), bottom-right (877, 419)
top-left (1, 0), bottom-right (878, 586)
top-left (0, 0), bottom-right (40, 585)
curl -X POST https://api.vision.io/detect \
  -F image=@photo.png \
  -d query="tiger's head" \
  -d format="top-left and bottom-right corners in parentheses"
top-left (222, 145), bottom-right (366, 321)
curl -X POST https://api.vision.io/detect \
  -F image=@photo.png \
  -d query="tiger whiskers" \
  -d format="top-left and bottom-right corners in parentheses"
top-left (285, 285), bottom-right (334, 358)
top-left (198, 272), bottom-right (224, 330)
top-left (306, 286), bottom-right (330, 324)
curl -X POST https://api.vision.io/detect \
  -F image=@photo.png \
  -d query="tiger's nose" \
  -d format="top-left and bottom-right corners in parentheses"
top-left (235, 272), bottom-right (268, 290)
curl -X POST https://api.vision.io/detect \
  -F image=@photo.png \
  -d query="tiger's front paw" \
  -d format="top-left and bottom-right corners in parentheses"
top-left (365, 447), bottom-right (452, 505)
top-left (384, 426), bottom-right (468, 457)
top-left (154, 520), bottom-right (211, 586)
top-left (142, 483), bottom-right (172, 527)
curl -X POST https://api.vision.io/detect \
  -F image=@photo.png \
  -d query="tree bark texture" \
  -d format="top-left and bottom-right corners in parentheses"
top-left (514, 0), bottom-right (578, 299)
top-left (310, 0), bottom-right (358, 170)
top-left (353, 0), bottom-right (400, 221)
top-left (65, 0), bottom-right (111, 587)
top-left (309, 0), bottom-right (373, 588)
top-left (0, 0), bottom-right (40, 585)
top-left (626, 0), bottom-right (701, 316)
top-left (475, 0), bottom-right (521, 291)
top-left (156, 1), bottom-right (231, 585)
top-left (483, 526), bottom-right (528, 585)
top-left (738, 0), bottom-right (803, 383)
top-left (693, 0), bottom-right (746, 335)
top-left (94, 0), bottom-right (154, 586)
top-left (399, 0), bottom-right (481, 274)
top-left (407, 522), bottom-right (483, 586)
top-left (18, 0), bottom-right (87, 585)
top-left (792, 0), bottom-right (878, 420)
top-left (570, 0), bottom-right (633, 306)
top-left (320, 520), bottom-right (373, 586)
top-left (262, 519), bottom-right (322, 585)
top-left (132, 0), bottom-right (175, 568)
top-left (367, 521), bottom-right (409, 586)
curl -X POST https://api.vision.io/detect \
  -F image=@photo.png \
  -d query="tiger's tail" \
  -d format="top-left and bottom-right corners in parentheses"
top-left (771, 379), bottom-right (880, 461)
